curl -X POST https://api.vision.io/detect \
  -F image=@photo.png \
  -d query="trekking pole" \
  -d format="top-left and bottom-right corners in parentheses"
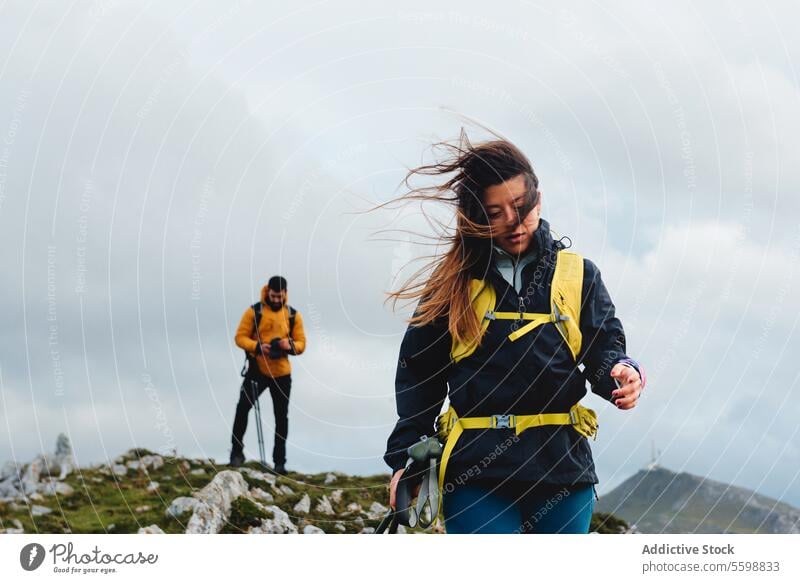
top-left (375, 436), bottom-right (443, 534)
top-left (251, 380), bottom-right (268, 469)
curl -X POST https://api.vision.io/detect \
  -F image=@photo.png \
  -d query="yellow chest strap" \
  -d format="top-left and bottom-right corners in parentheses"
top-left (450, 250), bottom-right (584, 363)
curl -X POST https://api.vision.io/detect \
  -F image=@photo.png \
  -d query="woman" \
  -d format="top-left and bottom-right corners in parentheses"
top-left (382, 132), bottom-right (646, 534)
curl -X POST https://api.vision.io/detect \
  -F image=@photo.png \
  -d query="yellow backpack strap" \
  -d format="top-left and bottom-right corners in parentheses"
top-left (435, 405), bottom-right (465, 523)
top-left (449, 252), bottom-right (584, 362)
top-left (450, 279), bottom-right (495, 363)
top-left (505, 312), bottom-right (559, 342)
top-left (550, 250), bottom-right (583, 360)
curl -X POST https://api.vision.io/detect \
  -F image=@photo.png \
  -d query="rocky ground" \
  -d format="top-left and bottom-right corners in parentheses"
top-left (1, 435), bottom-right (630, 534)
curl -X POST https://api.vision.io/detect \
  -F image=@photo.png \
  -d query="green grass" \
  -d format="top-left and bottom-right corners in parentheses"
top-left (590, 512), bottom-right (631, 534)
top-left (1, 451), bottom-right (629, 534)
top-left (0, 452), bottom-right (393, 534)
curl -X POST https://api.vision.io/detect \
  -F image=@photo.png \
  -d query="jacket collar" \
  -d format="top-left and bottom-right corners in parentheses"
top-left (487, 218), bottom-right (559, 290)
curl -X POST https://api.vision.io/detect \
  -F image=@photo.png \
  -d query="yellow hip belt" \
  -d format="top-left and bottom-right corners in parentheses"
top-left (435, 402), bottom-right (598, 500)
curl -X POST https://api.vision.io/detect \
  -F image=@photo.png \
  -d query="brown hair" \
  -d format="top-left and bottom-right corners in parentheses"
top-left (381, 129), bottom-right (540, 348)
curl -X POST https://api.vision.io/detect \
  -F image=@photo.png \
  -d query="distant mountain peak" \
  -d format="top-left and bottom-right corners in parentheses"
top-left (597, 465), bottom-right (800, 534)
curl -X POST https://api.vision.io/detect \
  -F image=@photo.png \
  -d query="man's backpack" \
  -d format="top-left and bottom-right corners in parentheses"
top-left (240, 302), bottom-right (297, 378)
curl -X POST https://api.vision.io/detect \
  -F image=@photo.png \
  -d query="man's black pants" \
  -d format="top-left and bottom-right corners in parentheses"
top-left (231, 373), bottom-right (291, 465)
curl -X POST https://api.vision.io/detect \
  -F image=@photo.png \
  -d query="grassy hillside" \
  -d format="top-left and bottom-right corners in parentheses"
top-left (1, 447), bottom-right (630, 534)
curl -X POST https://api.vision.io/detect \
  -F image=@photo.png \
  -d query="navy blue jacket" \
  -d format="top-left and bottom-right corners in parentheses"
top-left (383, 218), bottom-right (641, 486)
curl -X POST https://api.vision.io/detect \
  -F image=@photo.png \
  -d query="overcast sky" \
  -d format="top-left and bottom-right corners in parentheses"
top-left (1, 0), bottom-right (799, 508)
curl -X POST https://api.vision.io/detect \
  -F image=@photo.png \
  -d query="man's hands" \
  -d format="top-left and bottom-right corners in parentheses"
top-left (610, 363), bottom-right (643, 410)
top-left (259, 338), bottom-right (293, 355)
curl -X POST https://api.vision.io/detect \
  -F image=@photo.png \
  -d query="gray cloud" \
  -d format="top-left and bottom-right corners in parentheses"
top-left (1, 0), bottom-right (798, 509)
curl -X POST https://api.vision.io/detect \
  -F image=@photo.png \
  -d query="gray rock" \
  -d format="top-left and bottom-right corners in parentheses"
top-left (367, 501), bottom-right (389, 519)
top-left (238, 467), bottom-right (276, 486)
top-left (146, 481), bottom-right (159, 493)
top-left (165, 497), bottom-right (199, 519)
top-left (12, 519), bottom-right (23, 529)
top-left (52, 434), bottom-right (76, 479)
top-left (189, 468), bottom-right (206, 476)
top-left (315, 495), bottom-right (334, 515)
top-left (249, 488), bottom-right (274, 503)
top-left (346, 502), bottom-right (362, 513)
top-left (31, 505), bottom-right (52, 516)
top-left (126, 460), bottom-right (141, 471)
top-left (359, 527), bottom-right (376, 534)
top-left (1, 528), bottom-right (24, 534)
top-left (111, 464), bottom-right (127, 477)
top-left (330, 489), bottom-right (343, 504)
top-left (185, 470), bottom-right (249, 534)
top-left (18, 435), bottom-right (76, 484)
top-left (40, 481), bottom-right (75, 497)
top-left (140, 455), bottom-right (164, 471)
top-left (303, 524), bottom-right (325, 534)
top-left (334, 521), bottom-right (346, 532)
top-left (293, 494), bottom-right (311, 514)
top-left (20, 455), bottom-right (45, 493)
top-left (54, 434), bottom-right (72, 457)
top-left (138, 524), bottom-right (165, 534)
top-left (135, 505), bottom-right (151, 513)
top-left (0, 479), bottom-right (21, 499)
top-left (248, 505), bottom-right (298, 534)
top-left (324, 472), bottom-right (337, 484)
top-left (279, 484), bottom-right (294, 496)
top-left (0, 461), bottom-right (21, 482)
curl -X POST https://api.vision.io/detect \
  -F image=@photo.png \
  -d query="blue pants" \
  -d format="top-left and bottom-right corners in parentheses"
top-left (443, 480), bottom-right (595, 534)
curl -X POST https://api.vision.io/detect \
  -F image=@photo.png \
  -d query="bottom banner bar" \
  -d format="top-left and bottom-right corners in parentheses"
top-left (1, 534), bottom-right (797, 582)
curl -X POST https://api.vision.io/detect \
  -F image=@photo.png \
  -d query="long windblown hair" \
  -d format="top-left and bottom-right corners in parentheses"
top-left (381, 129), bottom-right (540, 348)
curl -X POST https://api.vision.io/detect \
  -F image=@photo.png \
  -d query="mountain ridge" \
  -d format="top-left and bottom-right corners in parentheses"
top-left (596, 464), bottom-right (800, 534)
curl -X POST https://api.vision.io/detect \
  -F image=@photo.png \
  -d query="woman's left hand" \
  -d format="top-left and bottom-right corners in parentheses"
top-left (610, 363), bottom-right (643, 410)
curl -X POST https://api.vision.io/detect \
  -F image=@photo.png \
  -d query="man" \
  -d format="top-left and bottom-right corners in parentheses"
top-left (230, 275), bottom-right (306, 474)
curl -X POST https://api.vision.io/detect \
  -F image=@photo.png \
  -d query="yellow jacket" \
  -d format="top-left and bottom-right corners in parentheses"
top-left (235, 285), bottom-right (306, 378)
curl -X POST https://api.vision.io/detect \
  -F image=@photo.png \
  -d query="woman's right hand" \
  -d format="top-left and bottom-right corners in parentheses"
top-left (389, 468), bottom-right (421, 510)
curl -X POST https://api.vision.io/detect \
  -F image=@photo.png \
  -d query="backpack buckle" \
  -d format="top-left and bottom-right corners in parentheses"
top-left (492, 414), bottom-right (515, 429)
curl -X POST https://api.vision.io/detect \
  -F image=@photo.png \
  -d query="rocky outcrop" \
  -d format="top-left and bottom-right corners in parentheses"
top-left (165, 497), bottom-right (199, 520)
top-left (247, 505), bottom-right (297, 534)
top-left (293, 494), bottom-right (311, 514)
top-left (1, 442), bottom-right (440, 535)
top-left (185, 471), bottom-right (250, 534)
top-left (315, 495), bottom-right (335, 515)
top-left (0, 434), bottom-right (77, 508)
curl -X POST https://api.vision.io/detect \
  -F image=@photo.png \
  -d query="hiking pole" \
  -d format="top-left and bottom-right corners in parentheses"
top-left (375, 436), bottom-right (443, 534)
top-left (251, 380), bottom-right (268, 469)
